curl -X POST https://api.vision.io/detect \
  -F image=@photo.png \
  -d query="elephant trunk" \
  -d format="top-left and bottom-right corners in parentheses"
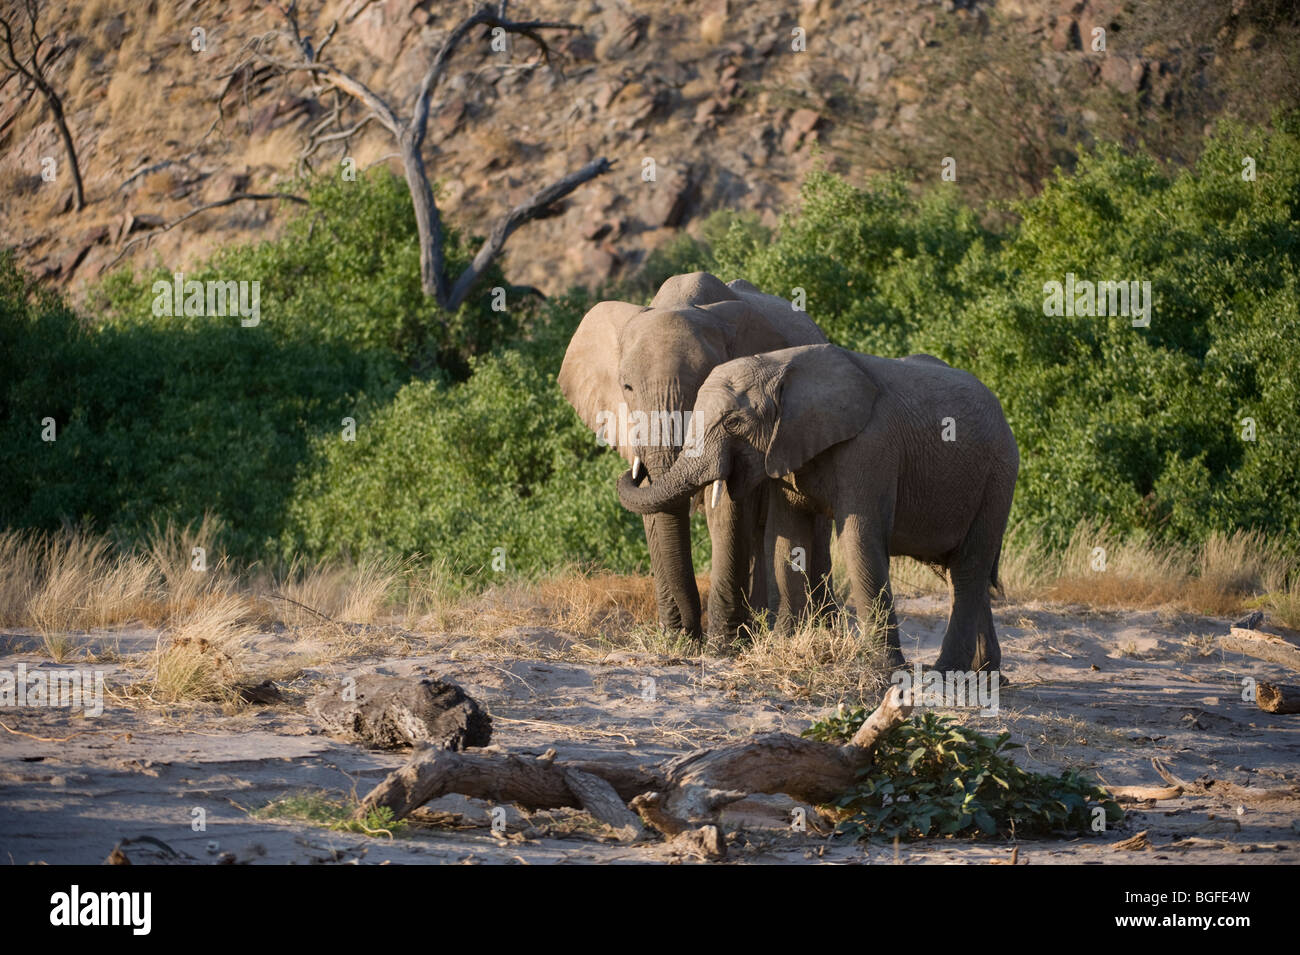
top-left (637, 445), bottom-right (677, 481)
top-left (618, 447), bottom-right (723, 515)
top-left (643, 504), bottom-right (701, 640)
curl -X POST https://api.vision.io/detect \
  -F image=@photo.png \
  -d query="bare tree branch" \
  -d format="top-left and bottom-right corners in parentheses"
top-left (448, 157), bottom-right (613, 309)
top-left (105, 192), bottom-right (307, 270)
top-left (0, 0), bottom-right (85, 211)
top-left (228, 1), bottom-right (608, 312)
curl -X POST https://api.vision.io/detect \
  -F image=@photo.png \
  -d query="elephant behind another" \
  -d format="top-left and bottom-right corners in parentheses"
top-left (558, 272), bottom-right (833, 645)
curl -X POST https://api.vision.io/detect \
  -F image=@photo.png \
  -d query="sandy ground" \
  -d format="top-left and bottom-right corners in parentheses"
top-left (2, 596), bottom-right (1298, 865)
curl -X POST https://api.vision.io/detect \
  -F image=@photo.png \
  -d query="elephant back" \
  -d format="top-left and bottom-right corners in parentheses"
top-left (726, 279), bottom-right (828, 348)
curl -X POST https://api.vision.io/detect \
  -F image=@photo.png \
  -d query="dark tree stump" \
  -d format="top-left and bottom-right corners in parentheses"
top-left (309, 675), bottom-right (491, 750)
top-left (1257, 682), bottom-right (1300, 714)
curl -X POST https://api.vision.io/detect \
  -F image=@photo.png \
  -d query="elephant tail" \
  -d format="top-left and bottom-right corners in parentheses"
top-left (989, 550), bottom-right (1004, 599)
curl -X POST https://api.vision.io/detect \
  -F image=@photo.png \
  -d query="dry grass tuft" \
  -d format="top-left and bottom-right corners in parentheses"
top-left (147, 592), bottom-right (255, 705)
top-left (1038, 521), bottom-right (1297, 619)
top-left (533, 568), bottom-right (662, 638)
top-left (1049, 520), bottom-right (1188, 608)
top-left (146, 513), bottom-right (237, 621)
top-left (730, 593), bottom-right (894, 705)
top-left (2, 529), bottom-right (160, 658)
top-left (263, 554), bottom-right (406, 629)
top-left (1257, 574), bottom-right (1300, 630)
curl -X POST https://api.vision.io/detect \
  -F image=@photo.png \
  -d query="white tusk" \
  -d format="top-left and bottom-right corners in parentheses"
top-left (710, 479), bottom-right (723, 509)
top-left (632, 456), bottom-right (642, 481)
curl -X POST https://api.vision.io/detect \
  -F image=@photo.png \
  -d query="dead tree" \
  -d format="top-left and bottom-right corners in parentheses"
top-left (358, 685), bottom-right (916, 839)
top-left (0, 0), bottom-right (85, 212)
top-left (232, 0), bottom-right (612, 311)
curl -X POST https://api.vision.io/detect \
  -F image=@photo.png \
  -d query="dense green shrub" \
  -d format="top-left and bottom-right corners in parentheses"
top-left (0, 247), bottom-right (403, 559)
top-left (1, 170), bottom-right (514, 560)
top-left (679, 118), bottom-right (1300, 551)
top-left (3, 119), bottom-right (1298, 568)
top-left (282, 347), bottom-right (654, 574)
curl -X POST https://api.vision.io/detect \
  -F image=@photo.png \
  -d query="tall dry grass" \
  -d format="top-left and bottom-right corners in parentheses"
top-left (0, 529), bottom-right (161, 659)
top-left (1029, 521), bottom-right (1297, 622)
top-left (887, 520), bottom-right (1298, 627)
top-left (260, 554), bottom-right (407, 628)
top-left (3, 515), bottom-right (1296, 683)
top-left (147, 592), bottom-right (256, 705)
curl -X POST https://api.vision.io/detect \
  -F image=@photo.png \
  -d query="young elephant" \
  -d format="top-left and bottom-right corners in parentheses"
top-left (616, 344), bottom-right (1019, 673)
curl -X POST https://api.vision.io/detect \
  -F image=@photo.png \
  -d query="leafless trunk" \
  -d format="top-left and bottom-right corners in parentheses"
top-left (231, 1), bottom-right (611, 312)
top-left (0, 0), bottom-right (85, 212)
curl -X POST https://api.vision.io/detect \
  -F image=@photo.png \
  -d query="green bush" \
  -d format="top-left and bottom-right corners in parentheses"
top-left (0, 247), bottom-right (403, 559)
top-left (282, 347), bottom-right (651, 574)
top-left (0, 170), bottom-right (520, 560)
top-left (805, 708), bottom-right (1123, 840)
top-left (4, 119), bottom-right (1298, 568)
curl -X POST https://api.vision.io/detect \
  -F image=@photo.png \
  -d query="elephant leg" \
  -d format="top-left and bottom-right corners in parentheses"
top-left (933, 568), bottom-right (1000, 673)
top-left (704, 482), bottom-right (753, 645)
top-left (745, 482), bottom-right (772, 633)
top-left (642, 507), bottom-right (702, 642)
top-left (807, 513), bottom-right (837, 622)
top-left (934, 487), bottom-right (1009, 673)
top-left (768, 487), bottom-right (816, 637)
top-left (837, 511), bottom-right (905, 669)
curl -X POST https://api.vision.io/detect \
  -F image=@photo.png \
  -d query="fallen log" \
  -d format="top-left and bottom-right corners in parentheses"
top-left (1107, 784), bottom-right (1183, 802)
top-left (359, 685), bottom-right (914, 838)
top-left (1221, 628), bottom-right (1300, 672)
top-left (1153, 758), bottom-right (1300, 805)
top-left (1256, 682), bottom-right (1300, 715)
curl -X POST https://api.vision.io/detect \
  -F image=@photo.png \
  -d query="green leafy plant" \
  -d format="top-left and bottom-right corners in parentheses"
top-left (252, 792), bottom-right (408, 838)
top-left (804, 708), bottom-right (1123, 840)
top-left (4, 118), bottom-right (1299, 571)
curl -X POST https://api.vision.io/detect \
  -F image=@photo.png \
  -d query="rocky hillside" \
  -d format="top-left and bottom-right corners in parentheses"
top-left (1, 0), bottom-right (1293, 298)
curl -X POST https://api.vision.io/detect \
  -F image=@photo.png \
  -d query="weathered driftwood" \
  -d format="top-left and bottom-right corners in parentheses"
top-left (1257, 682), bottom-right (1300, 714)
top-left (359, 685), bottom-right (914, 838)
top-left (310, 675), bottom-right (492, 750)
top-left (1107, 784), bottom-right (1183, 802)
top-left (1222, 627), bottom-right (1300, 672)
top-left (1153, 758), bottom-right (1300, 805)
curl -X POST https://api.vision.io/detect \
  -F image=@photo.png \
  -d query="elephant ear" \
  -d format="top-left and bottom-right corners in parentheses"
top-left (558, 301), bottom-right (647, 446)
top-left (764, 345), bottom-right (879, 479)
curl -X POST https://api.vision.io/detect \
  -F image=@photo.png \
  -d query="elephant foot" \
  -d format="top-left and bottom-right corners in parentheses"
top-left (705, 630), bottom-right (750, 656)
top-left (884, 646), bottom-right (907, 671)
top-left (928, 658), bottom-right (1010, 688)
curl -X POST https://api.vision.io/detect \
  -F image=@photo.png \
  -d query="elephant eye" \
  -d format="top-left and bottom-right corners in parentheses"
top-left (623, 384), bottom-right (633, 392)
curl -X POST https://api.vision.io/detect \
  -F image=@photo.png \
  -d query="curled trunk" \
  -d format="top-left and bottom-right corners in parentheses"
top-left (618, 456), bottom-right (715, 515)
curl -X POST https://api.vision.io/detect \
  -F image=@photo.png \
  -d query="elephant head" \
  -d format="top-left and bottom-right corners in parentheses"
top-left (616, 344), bottom-right (880, 515)
top-left (558, 273), bottom-right (825, 638)
top-left (558, 273), bottom-right (823, 480)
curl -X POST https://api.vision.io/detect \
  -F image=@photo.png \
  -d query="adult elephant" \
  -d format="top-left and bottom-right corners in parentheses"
top-left (616, 343), bottom-right (1019, 673)
top-left (558, 273), bottom-right (833, 645)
